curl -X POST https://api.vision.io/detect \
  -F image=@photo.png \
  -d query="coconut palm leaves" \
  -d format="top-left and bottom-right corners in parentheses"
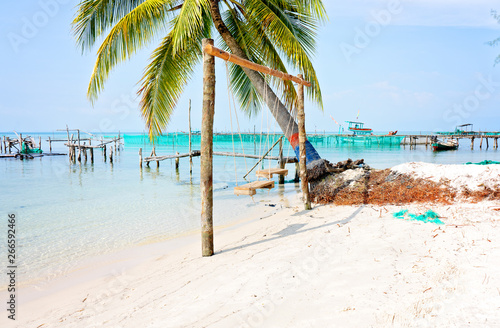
top-left (73, 0), bottom-right (327, 137)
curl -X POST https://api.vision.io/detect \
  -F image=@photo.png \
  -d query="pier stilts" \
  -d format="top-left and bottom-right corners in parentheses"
top-left (297, 73), bottom-right (311, 210)
top-left (103, 144), bottom-right (107, 162)
top-left (175, 151), bottom-right (180, 170)
top-left (486, 137), bottom-right (489, 149)
top-left (471, 136), bottom-right (474, 150)
top-left (109, 146), bottom-right (113, 164)
top-left (294, 162), bottom-right (300, 182)
top-left (48, 137), bottom-right (52, 153)
top-left (480, 136), bottom-right (483, 149)
top-left (83, 142), bottom-right (87, 162)
top-left (139, 148), bottom-right (143, 168)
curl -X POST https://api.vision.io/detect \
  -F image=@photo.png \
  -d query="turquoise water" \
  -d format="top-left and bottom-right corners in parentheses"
top-left (1, 131), bottom-right (499, 287)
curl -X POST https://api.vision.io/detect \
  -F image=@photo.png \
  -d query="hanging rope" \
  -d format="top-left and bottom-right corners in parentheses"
top-left (225, 61), bottom-right (239, 186)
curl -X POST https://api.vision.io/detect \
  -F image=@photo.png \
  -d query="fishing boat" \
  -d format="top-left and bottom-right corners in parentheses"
top-left (345, 121), bottom-right (373, 135)
top-left (432, 137), bottom-right (459, 151)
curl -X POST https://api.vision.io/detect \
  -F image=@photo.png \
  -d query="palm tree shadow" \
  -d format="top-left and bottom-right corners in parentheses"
top-left (218, 206), bottom-right (364, 255)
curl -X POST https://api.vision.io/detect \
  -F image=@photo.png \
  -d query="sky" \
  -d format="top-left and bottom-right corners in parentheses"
top-left (1, 0), bottom-right (500, 134)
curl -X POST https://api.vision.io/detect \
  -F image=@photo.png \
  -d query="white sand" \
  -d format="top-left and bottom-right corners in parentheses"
top-left (2, 190), bottom-right (499, 327)
top-left (391, 162), bottom-right (500, 191)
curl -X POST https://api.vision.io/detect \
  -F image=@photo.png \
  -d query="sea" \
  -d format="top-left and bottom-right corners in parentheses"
top-left (1, 131), bottom-right (499, 287)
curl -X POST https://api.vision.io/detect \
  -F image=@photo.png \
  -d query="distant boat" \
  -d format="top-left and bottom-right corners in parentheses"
top-left (345, 121), bottom-right (373, 135)
top-left (432, 138), bottom-right (459, 151)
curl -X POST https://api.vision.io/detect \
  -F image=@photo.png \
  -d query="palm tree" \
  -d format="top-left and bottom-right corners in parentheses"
top-left (73, 0), bottom-right (327, 163)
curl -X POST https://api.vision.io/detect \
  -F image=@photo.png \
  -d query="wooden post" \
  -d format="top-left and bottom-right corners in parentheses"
top-left (294, 162), bottom-right (300, 182)
top-left (139, 148), bottom-right (143, 168)
top-left (38, 136), bottom-right (42, 150)
top-left (480, 136), bottom-right (483, 149)
top-left (189, 99), bottom-right (193, 174)
top-left (48, 136), bottom-right (52, 153)
top-left (83, 142), bottom-right (87, 162)
top-left (18, 133), bottom-right (23, 154)
top-left (89, 139), bottom-right (94, 163)
top-left (103, 143), bottom-right (107, 162)
top-left (278, 138), bottom-right (285, 184)
top-left (109, 146), bottom-right (113, 164)
top-left (153, 146), bottom-right (159, 168)
top-left (486, 137), bottom-right (489, 149)
top-left (297, 74), bottom-right (311, 210)
top-left (254, 125), bottom-right (256, 155)
top-left (470, 136), bottom-right (474, 150)
top-left (175, 151), bottom-right (180, 170)
top-left (76, 130), bottom-right (81, 162)
top-left (200, 38), bottom-right (215, 257)
top-left (0, 136), bottom-right (3, 153)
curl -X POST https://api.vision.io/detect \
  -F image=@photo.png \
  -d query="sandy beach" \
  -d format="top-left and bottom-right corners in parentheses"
top-left (3, 165), bottom-right (500, 327)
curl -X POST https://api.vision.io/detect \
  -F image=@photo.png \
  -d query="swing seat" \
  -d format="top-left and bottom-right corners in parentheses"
top-left (255, 168), bottom-right (288, 179)
top-left (234, 180), bottom-right (275, 196)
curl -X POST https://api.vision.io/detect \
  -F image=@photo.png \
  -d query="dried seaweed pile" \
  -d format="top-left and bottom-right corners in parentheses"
top-left (310, 168), bottom-right (500, 206)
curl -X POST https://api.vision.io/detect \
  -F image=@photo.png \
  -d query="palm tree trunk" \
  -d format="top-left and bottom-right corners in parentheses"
top-left (208, 1), bottom-right (321, 164)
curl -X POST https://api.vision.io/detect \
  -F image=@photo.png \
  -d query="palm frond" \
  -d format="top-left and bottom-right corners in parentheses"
top-left (245, 0), bottom-right (323, 108)
top-left (87, 0), bottom-right (176, 103)
top-left (73, 0), bottom-right (182, 52)
top-left (170, 0), bottom-right (210, 55)
top-left (138, 3), bottom-right (212, 137)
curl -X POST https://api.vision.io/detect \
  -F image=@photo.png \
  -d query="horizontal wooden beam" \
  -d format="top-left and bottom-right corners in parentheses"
top-left (203, 44), bottom-right (311, 87)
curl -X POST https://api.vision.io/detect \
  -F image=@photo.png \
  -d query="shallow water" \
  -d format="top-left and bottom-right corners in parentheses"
top-left (0, 131), bottom-right (498, 286)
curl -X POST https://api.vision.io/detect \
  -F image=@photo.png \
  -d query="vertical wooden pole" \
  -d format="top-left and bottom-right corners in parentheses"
top-left (48, 137), bottom-right (52, 153)
top-left (189, 99), bottom-right (193, 174)
top-left (254, 125), bottom-right (256, 155)
top-left (39, 136), bottom-right (42, 150)
top-left (83, 142), bottom-right (87, 162)
top-left (486, 137), bottom-right (489, 149)
top-left (200, 38), bottom-right (215, 257)
top-left (175, 151), bottom-right (180, 170)
top-left (153, 146), bottom-right (159, 168)
top-left (77, 130), bottom-right (81, 162)
top-left (0, 136), bottom-right (3, 153)
top-left (89, 139), bottom-right (94, 163)
top-left (297, 74), bottom-right (311, 210)
top-left (18, 133), bottom-right (23, 154)
top-left (470, 136), bottom-right (474, 150)
top-left (294, 162), bottom-right (300, 182)
top-left (139, 148), bottom-right (143, 168)
top-left (278, 138), bottom-right (285, 184)
top-left (480, 135), bottom-right (483, 149)
top-left (109, 146), bottom-right (113, 164)
top-left (103, 144), bottom-right (107, 162)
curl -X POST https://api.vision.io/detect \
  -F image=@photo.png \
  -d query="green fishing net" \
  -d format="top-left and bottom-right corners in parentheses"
top-left (392, 209), bottom-right (444, 225)
top-left (465, 160), bottom-right (500, 165)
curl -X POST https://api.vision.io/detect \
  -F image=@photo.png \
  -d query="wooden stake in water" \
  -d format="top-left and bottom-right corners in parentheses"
top-left (279, 138), bottom-right (285, 184)
top-left (89, 139), bottom-right (94, 163)
top-left (109, 146), bottom-right (113, 164)
top-left (175, 151), bottom-right (180, 170)
top-left (201, 38), bottom-right (215, 257)
top-left (189, 99), bottom-right (193, 174)
top-left (139, 148), bottom-right (143, 168)
top-left (297, 74), bottom-right (312, 210)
